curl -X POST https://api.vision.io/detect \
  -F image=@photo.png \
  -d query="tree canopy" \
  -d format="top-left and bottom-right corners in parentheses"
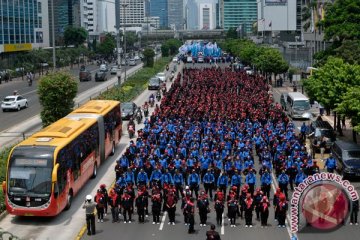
top-left (97, 33), bottom-right (116, 58)
top-left (143, 48), bottom-right (155, 67)
top-left (63, 26), bottom-right (88, 47)
top-left (38, 72), bottom-right (78, 127)
top-left (161, 39), bottom-right (182, 57)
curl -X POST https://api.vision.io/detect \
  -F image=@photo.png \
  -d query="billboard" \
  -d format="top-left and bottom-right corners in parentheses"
top-left (265, 0), bottom-right (287, 5)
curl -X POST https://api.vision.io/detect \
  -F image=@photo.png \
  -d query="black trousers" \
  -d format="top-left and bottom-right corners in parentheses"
top-left (153, 208), bottom-right (161, 223)
top-left (351, 211), bottom-right (358, 224)
top-left (245, 210), bottom-right (253, 225)
top-left (168, 207), bottom-right (176, 223)
top-left (219, 184), bottom-right (227, 196)
top-left (188, 214), bottom-right (195, 233)
top-left (111, 206), bottom-right (119, 222)
top-left (261, 210), bottom-right (269, 226)
top-left (175, 184), bottom-right (183, 199)
top-left (96, 206), bottom-right (104, 220)
top-left (216, 208), bottom-right (223, 225)
top-left (86, 214), bottom-right (96, 235)
top-left (138, 208), bottom-right (145, 222)
top-left (229, 209), bottom-right (236, 225)
top-left (204, 183), bottom-right (213, 199)
top-left (190, 184), bottom-right (199, 199)
top-left (123, 207), bottom-right (132, 222)
top-left (278, 213), bottom-right (286, 225)
top-left (199, 209), bottom-right (207, 224)
top-left (261, 184), bottom-right (270, 198)
top-left (279, 183), bottom-right (288, 199)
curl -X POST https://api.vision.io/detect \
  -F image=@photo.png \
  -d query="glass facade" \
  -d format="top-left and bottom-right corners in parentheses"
top-left (168, 0), bottom-right (183, 30)
top-left (149, 0), bottom-right (168, 27)
top-left (0, 0), bottom-right (39, 44)
top-left (223, 0), bottom-right (257, 33)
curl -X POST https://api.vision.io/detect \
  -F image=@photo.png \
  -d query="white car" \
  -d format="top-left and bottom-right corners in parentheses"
top-left (134, 55), bottom-right (140, 61)
top-left (110, 66), bottom-right (119, 75)
top-left (1, 95), bottom-right (28, 112)
top-left (172, 56), bottom-right (178, 62)
top-left (187, 56), bottom-right (193, 63)
top-left (129, 59), bottom-right (136, 66)
top-left (156, 72), bottom-right (166, 82)
top-left (99, 64), bottom-right (108, 72)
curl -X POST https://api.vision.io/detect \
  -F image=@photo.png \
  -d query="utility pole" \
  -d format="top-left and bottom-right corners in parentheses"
top-left (115, 0), bottom-right (122, 85)
top-left (51, 0), bottom-right (56, 71)
top-left (122, 3), bottom-right (129, 81)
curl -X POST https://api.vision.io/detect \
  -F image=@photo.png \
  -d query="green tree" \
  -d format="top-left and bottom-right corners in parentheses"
top-left (38, 72), bottom-right (78, 127)
top-left (63, 26), bottom-right (88, 47)
top-left (226, 27), bottom-right (238, 39)
top-left (336, 87), bottom-right (360, 142)
top-left (97, 33), bottom-right (116, 58)
top-left (143, 48), bottom-right (155, 67)
top-left (124, 32), bottom-right (139, 48)
top-left (161, 43), bottom-right (170, 57)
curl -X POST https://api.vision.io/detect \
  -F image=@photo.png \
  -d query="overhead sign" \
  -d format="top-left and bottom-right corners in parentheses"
top-left (4, 43), bottom-right (32, 53)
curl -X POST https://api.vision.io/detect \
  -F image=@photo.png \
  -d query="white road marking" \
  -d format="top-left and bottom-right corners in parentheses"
top-left (221, 213), bottom-right (225, 235)
top-left (271, 172), bottom-right (299, 240)
top-left (159, 211), bottom-right (167, 230)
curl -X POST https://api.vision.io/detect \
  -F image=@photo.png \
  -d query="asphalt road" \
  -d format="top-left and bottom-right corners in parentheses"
top-left (0, 63), bottom-right (134, 132)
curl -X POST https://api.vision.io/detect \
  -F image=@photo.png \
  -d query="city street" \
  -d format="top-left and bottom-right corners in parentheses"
top-left (0, 63), bottom-right (134, 132)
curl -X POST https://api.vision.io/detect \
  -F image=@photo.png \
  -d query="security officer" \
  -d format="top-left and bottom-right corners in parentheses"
top-left (83, 195), bottom-right (96, 235)
top-left (278, 170), bottom-right (289, 200)
top-left (325, 153), bottom-right (337, 173)
top-left (217, 172), bottom-right (229, 196)
top-left (188, 169), bottom-right (200, 199)
top-left (203, 169), bottom-right (215, 200)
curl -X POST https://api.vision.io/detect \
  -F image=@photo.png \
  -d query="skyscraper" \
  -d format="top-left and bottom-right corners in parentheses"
top-left (168, 0), bottom-right (184, 30)
top-left (186, 0), bottom-right (217, 30)
top-left (222, 0), bottom-right (257, 33)
top-left (148, 0), bottom-right (168, 28)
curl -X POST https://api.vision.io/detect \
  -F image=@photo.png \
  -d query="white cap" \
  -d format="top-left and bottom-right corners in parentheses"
top-left (86, 195), bottom-right (92, 201)
top-left (185, 186), bottom-right (189, 190)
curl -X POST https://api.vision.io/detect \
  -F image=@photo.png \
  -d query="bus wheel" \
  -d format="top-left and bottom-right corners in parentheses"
top-left (65, 192), bottom-right (73, 210)
top-left (110, 142), bottom-right (115, 156)
top-left (91, 164), bottom-right (97, 179)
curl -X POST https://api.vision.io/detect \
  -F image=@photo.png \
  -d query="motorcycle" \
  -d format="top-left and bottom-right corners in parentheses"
top-left (156, 91), bottom-right (161, 102)
top-left (136, 110), bottom-right (142, 124)
top-left (149, 97), bottom-right (154, 107)
top-left (128, 124), bottom-right (135, 139)
top-left (28, 78), bottom-right (32, 86)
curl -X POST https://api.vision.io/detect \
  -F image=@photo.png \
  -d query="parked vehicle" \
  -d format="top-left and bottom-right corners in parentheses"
top-left (128, 59), bottom-right (136, 66)
top-left (95, 71), bottom-right (107, 81)
top-left (286, 92), bottom-right (311, 119)
top-left (1, 95), bottom-right (28, 112)
top-left (331, 140), bottom-right (360, 179)
top-left (156, 72), bottom-right (166, 82)
top-left (172, 56), bottom-right (178, 62)
top-left (309, 119), bottom-right (336, 154)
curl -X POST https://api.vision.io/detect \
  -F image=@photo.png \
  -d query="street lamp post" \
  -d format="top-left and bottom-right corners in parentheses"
top-left (122, 3), bottom-right (129, 81)
top-left (115, 0), bottom-right (121, 85)
top-left (51, 0), bottom-right (56, 71)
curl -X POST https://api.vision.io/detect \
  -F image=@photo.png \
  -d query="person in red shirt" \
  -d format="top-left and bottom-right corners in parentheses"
top-left (260, 196), bottom-right (270, 227)
top-left (244, 193), bottom-right (254, 227)
top-left (94, 189), bottom-right (105, 223)
top-left (166, 191), bottom-right (178, 225)
top-left (277, 193), bottom-right (288, 227)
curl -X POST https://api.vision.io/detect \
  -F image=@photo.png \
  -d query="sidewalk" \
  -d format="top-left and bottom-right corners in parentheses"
top-left (272, 79), bottom-right (359, 146)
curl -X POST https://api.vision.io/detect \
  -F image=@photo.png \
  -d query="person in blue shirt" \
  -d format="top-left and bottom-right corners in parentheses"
top-left (116, 173), bottom-right (127, 190)
top-left (202, 168), bottom-right (215, 199)
top-left (231, 170), bottom-right (242, 197)
top-left (137, 168), bottom-right (149, 187)
top-left (124, 168), bottom-right (135, 185)
top-left (300, 122), bottom-right (307, 142)
top-left (217, 172), bottom-right (229, 196)
top-left (173, 169), bottom-right (184, 199)
top-left (188, 169), bottom-right (200, 199)
top-left (278, 170), bottom-right (289, 199)
top-left (245, 169), bottom-right (256, 196)
top-left (119, 156), bottom-right (129, 172)
top-left (325, 153), bottom-right (337, 173)
top-left (260, 169), bottom-right (272, 198)
top-left (150, 168), bottom-right (162, 186)
top-left (161, 169), bottom-right (174, 187)
top-left (295, 169), bottom-right (306, 187)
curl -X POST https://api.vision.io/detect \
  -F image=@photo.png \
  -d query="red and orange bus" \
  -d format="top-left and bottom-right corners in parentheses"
top-left (2, 100), bottom-right (122, 216)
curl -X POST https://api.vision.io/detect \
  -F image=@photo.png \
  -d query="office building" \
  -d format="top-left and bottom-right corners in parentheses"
top-left (120, 0), bottom-right (145, 27)
top-left (168, 0), bottom-right (184, 30)
top-left (0, 0), bottom-right (49, 53)
top-left (48, 0), bottom-right (81, 46)
top-left (148, 0), bottom-right (168, 28)
top-left (186, 0), bottom-right (217, 30)
top-left (221, 0), bottom-right (257, 33)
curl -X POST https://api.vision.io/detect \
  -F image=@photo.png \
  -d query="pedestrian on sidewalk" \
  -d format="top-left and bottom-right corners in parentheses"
top-left (350, 199), bottom-right (359, 225)
top-left (83, 195), bottom-right (96, 235)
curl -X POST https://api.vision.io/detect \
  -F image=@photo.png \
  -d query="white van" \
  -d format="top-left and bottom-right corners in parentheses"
top-left (286, 92), bottom-right (311, 119)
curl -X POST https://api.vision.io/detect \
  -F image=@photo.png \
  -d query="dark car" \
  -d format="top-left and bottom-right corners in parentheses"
top-left (79, 68), bottom-right (92, 82)
top-left (331, 140), bottom-right (360, 179)
top-left (280, 93), bottom-right (288, 110)
top-left (309, 120), bottom-right (336, 155)
top-left (95, 71), bottom-right (107, 81)
top-left (148, 77), bottom-right (161, 90)
top-left (121, 102), bottom-right (137, 120)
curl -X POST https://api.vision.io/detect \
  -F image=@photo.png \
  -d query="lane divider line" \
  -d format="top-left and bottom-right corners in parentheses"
top-left (159, 211), bottom-right (167, 230)
top-left (221, 213), bottom-right (225, 235)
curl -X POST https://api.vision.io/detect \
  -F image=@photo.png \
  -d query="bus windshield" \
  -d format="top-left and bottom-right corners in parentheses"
top-left (293, 100), bottom-right (310, 110)
top-left (8, 146), bottom-right (54, 197)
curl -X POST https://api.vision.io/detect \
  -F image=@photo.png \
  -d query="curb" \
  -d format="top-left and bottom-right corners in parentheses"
top-left (0, 210), bottom-right (8, 222)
